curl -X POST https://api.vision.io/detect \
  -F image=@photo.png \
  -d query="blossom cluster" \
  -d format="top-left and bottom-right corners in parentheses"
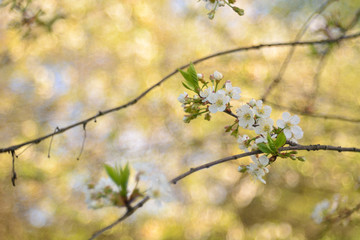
top-left (178, 65), bottom-right (305, 184)
top-left (178, 66), bottom-right (241, 123)
top-left (200, 0), bottom-right (244, 19)
top-left (311, 195), bottom-right (344, 224)
top-left (85, 177), bottom-right (119, 209)
top-left (84, 162), bottom-right (173, 209)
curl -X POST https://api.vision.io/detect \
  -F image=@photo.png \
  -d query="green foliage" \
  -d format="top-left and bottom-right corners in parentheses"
top-left (257, 142), bottom-right (274, 154)
top-left (104, 163), bottom-right (130, 197)
top-left (274, 132), bottom-right (286, 148)
top-left (179, 63), bottom-right (200, 94)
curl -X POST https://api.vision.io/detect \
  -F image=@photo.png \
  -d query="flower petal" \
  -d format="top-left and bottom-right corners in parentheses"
top-left (282, 112), bottom-right (291, 121)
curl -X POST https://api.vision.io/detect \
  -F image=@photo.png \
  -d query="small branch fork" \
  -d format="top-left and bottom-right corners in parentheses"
top-left (89, 143), bottom-right (360, 239)
top-left (305, 8), bottom-right (360, 111)
top-left (0, 32), bottom-right (360, 157)
top-left (261, 0), bottom-right (336, 102)
top-left (266, 101), bottom-right (360, 123)
top-left (327, 202), bottom-right (360, 224)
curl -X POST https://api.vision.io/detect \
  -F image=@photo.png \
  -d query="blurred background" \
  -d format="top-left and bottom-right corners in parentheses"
top-left (0, 0), bottom-right (360, 239)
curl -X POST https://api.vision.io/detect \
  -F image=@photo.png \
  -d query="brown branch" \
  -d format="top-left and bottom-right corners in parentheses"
top-left (327, 202), bottom-right (360, 224)
top-left (267, 101), bottom-right (360, 123)
top-left (261, 0), bottom-right (336, 102)
top-left (88, 196), bottom-right (150, 240)
top-left (90, 143), bottom-right (360, 239)
top-left (305, 8), bottom-right (360, 111)
top-left (76, 123), bottom-right (87, 160)
top-left (171, 144), bottom-right (360, 184)
top-left (11, 150), bottom-right (16, 186)
top-left (1, 32), bottom-right (360, 156)
top-left (48, 126), bottom-right (59, 158)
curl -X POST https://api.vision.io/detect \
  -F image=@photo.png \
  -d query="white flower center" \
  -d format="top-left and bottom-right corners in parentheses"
top-left (263, 125), bottom-right (270, 132)
top-left (244, 113), bottom-right (251, 120)
top-left (215, 99), bottom-right (223, 107)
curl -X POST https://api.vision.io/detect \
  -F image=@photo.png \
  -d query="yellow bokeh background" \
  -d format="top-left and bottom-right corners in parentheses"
top-left (0, 0), bottom-right (360, 239)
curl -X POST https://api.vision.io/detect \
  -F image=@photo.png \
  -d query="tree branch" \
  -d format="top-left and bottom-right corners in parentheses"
top-left (88, 196), bottom-right (150, 240)
top-left (90, 143), bottom-right (360, 239)
top-left (327, 202), bottom-right (360, 224)
top-left (261, 0), bottom-right (336, 102)
top-left (305, 8), bottom-right (360, 111)
top-left (267, 101), bottom-right (360, 123)
top-left (1, 32), bottom-right (360, 156)
top-left (171, 144), bottom-right (360, 184)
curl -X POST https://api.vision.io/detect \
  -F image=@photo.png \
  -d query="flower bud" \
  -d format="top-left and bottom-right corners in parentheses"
top-left (232, 6), bottom-right (244, 16)
top-left (208, 10), bottom-right (215, 20)
top-left (213, 71), bottom-right (223, 81)
top-left (204, 113), bottom-right (211, 121)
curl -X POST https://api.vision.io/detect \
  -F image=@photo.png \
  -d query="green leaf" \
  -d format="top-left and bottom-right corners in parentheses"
top-left (267, 133), bottom-right (277, 154)
top-left (179, 63), bottom-right (200, 93)
top-left (187, 63), bottom-right (199, 87)
top-left (275, 131), bottom-right (287, 148)
top-left (297, 156), bottom-right (306, 162)
top-left (257, 143), bottom-right (272, 154)
top-left (119, 163), bottom-right (130, 197)
top-left (104, 163), bottom-right (131, 197)
top-left (104, 164), bottom-right (121, 186)
top-left (179, 68), bottom-right (198, 92)
top-left (266, 134), bottom-right (272, 144)
top-left (182, 82), bottom-right (193, 91)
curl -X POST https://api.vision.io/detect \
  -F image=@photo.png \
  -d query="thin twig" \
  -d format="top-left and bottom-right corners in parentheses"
top-left (48, 126), bottom-right (59, 158)
top-left (76, 123), bottom-right (87, 160)
top-left (327, 202), bottom-right (360, 224)
top-left (305, 8), bottom-right (360, 111)
top-left (267, 101), bottom-right (360, 123)
top-left (1, 32), bottom-right (360, 156)
top-left (90, 143), bottom-right (360, 238)
top-left (171, 144), bottom-right (360, 184)
top-left (88, 196), bottom-right (150, 240)
top-left (16, 143), bottom-right (34, 157)
top-left (261, 0), bottom-right (336, 102)
top-left (11, 150), bottom-right (17, 186)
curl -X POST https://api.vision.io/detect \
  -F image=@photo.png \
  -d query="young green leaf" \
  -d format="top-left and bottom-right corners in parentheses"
top-left (104, 164), bottom-right (121, 186)
top-left (187, 63), bottom-right (199, 87)
top-left (267, 133), bottom-right (277, 154)
top-left (257, 143), bottom-right (272, 154)
top-left (119, 163), bottom-right (130, 197)
top-left (275, 131), bottom-right (287, 148)
top-left (182, 82), bottom-right (193, 92)
top-left (179, 68), bottom-right (197, 92)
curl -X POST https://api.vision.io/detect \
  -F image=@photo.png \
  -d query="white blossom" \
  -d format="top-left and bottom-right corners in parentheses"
top-left (213, 70), bottom-right (223, 80)
top-left (224, 81), bottom-right (241, 100)
top-left (312, 199), bottom-right (330, 224)
top-left (207, 90), bottom-right (230, 113)
top-left (84, 177), bottom-right (118, 209)
top-left (255, 136), bottom-right (266, 144)
top-left (247, 155), bottom-right (269, 184)
top-left (236, 104), bottom-right (255, 129)
top-left (132, 162), bottom-right (174, 205)
top-left (200, 86), bottom-right (214, 102)
top-left (255, 118), bottom-right (274, 136)
top-left (203, 0), bottom-right (217, 11)
top-left (177, 92), bottom-right (188, 104)
top-left (249, 98), bottom-right (257, 107)
top-left (253, 100), bottom-right (272, 119)
top-left (237, 134), bottom-right (250, 151)
top-left (277, 112), bottom-right (303, 141)
top-left (309, 14), bottom-right (327, 33)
